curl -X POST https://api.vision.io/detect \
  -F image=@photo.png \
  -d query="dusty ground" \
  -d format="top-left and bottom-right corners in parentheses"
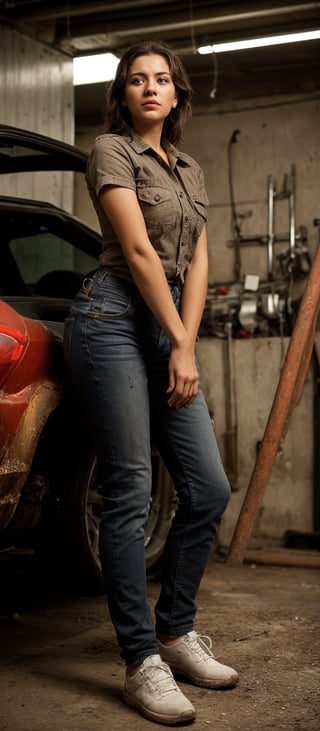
top-left (0, 551), bottom-right (319, 731)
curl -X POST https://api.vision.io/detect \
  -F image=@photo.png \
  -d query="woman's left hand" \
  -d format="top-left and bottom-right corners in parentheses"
top-left (167, 341), bottom-right (199, 409)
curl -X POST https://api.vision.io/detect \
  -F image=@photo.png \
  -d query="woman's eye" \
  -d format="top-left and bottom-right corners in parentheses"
top-left (130, 75), bottom-right (170, 85)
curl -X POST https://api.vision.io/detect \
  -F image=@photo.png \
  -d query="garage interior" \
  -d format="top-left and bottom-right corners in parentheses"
top-left (0, 3), bottom-right (320, 730)
top-left (1, 0), bottom-right (319, 550)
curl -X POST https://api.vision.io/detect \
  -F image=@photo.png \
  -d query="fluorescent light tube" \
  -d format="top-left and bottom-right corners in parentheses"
top-left (198, 29), bottom-right (320, 54)
top-left (73, 52), bottom-right (119, 85)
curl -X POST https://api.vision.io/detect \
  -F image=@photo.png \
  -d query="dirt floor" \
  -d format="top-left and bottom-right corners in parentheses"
top-left (0, 550), bottom-right (319, 731)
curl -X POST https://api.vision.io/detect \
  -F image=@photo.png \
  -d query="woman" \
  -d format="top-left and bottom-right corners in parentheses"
top-left (64, 40), bottom-right (238, 725)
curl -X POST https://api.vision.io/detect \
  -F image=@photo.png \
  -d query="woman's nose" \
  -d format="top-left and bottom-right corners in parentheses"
top-left (144, 80), bottom-right (156, 95)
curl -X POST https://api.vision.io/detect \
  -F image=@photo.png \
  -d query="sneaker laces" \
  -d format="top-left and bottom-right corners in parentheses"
top-left (142, 659), bottom-right (179, 696)
top-left (187, 633), bottom-right (216, 661)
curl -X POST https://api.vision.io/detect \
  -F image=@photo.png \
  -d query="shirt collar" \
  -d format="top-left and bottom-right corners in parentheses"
top-left (127, 130), bottom-right (192, 168)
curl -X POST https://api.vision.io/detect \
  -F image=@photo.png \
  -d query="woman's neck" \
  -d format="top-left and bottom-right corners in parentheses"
top-left (133, 125), bottom-right (169, 165)
top-left (133, 122), bottom-right (162, 151)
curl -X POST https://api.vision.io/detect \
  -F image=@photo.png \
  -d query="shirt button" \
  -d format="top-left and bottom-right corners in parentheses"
top-left (181, 241), bottom-right (185, 246)
top-left (184, 216), bottom-right (189, 222)
top-left (154, 194), bottom-right (161, 202)
top-left (179, 191), bottom-right (184, 198)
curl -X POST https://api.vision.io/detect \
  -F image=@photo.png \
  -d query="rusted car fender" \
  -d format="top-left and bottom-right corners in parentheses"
top-left (1, 301), bottom-right (66, 531)
top-left (0, 378), bottom-right (64, 531)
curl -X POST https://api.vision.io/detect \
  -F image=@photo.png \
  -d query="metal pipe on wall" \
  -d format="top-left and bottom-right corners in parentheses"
top-left (267, 175), bottom-right (275, 281)
top-left (289, 163), bottom-right (296, 260)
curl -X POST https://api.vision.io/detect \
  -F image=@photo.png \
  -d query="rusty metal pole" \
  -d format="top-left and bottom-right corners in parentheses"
top-left (227, 244), bottom-right (320, 566)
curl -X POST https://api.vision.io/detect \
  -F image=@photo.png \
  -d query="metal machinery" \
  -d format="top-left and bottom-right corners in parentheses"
top-left (200, 132), bottom-right (312, 341)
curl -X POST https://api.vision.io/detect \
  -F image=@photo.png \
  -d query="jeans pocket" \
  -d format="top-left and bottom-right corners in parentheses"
top-left (91, 275), bottom-right (135, 319)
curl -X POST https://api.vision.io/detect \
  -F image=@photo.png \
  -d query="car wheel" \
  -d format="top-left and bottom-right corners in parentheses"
top-left (57, 445), bottom-right (104, 595)
top-left (145, 451), bottom-right (177, 571)
top-left (58, 442), bottom-right (176, 595)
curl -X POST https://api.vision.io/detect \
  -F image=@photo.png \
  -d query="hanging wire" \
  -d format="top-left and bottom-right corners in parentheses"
top-left (189, 0), bottom-right (218, 98)
top-left (209, 51), bottom-right (219, 99)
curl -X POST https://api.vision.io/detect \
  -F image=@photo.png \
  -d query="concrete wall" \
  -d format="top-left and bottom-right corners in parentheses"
top-left (75, 89), bottom-right (319, 548)
top-left (196, 337), bottom-right (314, 548)
top-left (0, 26), bottom-right (74, 212)
top-left (184, 94), bottom-right (320, 284)
top-left (187, 93), bottom-right (319, 547)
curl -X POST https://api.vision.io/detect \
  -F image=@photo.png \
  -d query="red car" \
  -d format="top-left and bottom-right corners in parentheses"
top-left (0, 126), bottom-right (175, 594)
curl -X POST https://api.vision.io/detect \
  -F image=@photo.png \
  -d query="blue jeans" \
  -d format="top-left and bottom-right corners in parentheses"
top-left (64, 270), bottom-right (231, 666)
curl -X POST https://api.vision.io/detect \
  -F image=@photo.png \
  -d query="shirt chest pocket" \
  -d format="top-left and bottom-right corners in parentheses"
top-left (136, 184), bottom-right (176, 231)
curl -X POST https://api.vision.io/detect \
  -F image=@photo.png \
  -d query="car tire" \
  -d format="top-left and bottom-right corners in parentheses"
top-left (57, 444), bottom-right (105, 595)
top-left (145, 451), bottom-right (177, 571)
top-left (56, 430), bottom-right (176, 595)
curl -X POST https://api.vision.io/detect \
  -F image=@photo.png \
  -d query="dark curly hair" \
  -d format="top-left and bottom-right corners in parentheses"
top-left (103, 40), bottom-right (193, 146)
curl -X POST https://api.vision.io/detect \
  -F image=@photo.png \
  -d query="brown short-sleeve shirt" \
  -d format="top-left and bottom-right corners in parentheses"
top-left (85, 130), bottom-right (209, 284)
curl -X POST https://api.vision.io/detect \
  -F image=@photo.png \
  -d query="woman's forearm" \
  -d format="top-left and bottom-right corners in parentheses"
top-left (127, 244), bottom-right (191, 348)
top-left (181, 227), bottom-right (208, 345)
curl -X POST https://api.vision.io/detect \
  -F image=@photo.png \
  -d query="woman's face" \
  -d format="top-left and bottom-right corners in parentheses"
top-left (122, 53), bottom-right (178, 131)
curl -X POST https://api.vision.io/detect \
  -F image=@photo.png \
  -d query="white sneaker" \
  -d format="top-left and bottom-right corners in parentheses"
top-left (158, 631), bottom-right (239, 689)
top-left (123, 654), bottom-right (196, 725)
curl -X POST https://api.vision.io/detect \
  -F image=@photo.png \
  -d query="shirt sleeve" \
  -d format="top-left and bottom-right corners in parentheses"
top-left (195, 166), bottom-right (209, 211)
top-left (86, 134), bottom-right (136, 197)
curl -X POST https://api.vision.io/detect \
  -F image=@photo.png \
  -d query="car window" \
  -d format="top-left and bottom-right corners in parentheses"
top-left (0, 141), bottom-right (47, 160)
top-left (10, 230), bottom-right (97, 292)
top-left (0, 126), bottom-right (87, 174)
